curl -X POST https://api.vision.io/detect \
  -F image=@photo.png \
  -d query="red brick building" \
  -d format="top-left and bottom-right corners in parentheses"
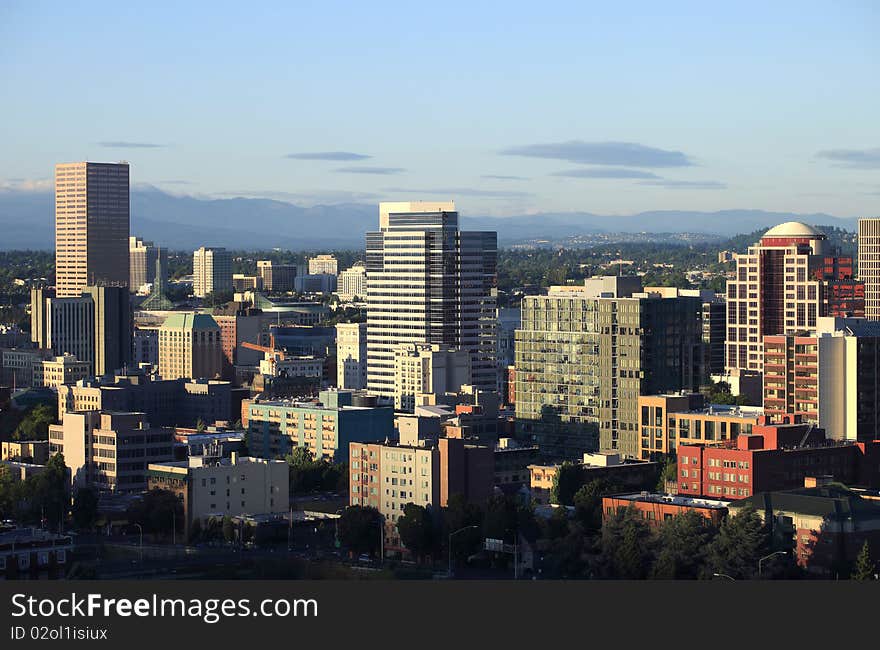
top-left (601, 493), bottom-right (729, 529)
top-left (677, 416), bottom-right (880, 499)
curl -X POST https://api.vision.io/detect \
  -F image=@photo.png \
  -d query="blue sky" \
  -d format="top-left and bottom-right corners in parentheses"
top-left (1, 1), bottom-right (878, 217)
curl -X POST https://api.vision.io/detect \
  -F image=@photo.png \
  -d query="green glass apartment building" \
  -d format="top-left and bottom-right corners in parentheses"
top-left (515, 284), bottom-right (704, 460)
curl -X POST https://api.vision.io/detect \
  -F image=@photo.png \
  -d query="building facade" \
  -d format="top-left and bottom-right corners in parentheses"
top-left (49, 411), bottom-right (175, 493)
top-left (677, 417), bottom-right (880, 499)
top-left (638, 393), bottom-right (763, 460)
top-left (257, 261), bottom-right (297, 293)
top-left (393, 343), bottom-right (472, 412)
top-left (158, 312), bottom-right (223, 381)
top-left (33, 354), bottom-right (90, 389)
top-left (245, 389), bottom-right (393, 462)
top-left (129, 236), bottom-right (165, 292)
top-left (193, 247), bottom-right (233, 298)
top-left (147, 453), bottom-right (288, 538)
top-left (763, 317), bottom-right (880, 441)
top-left (725, 221), bottom-right (864, 374)
top-left (336, 322), bottom-right (367, 389)
top-left (859, 218), bottom-right (880, 320)
top-left (366, 201), bottom-right (497, 398)
top-left (337, 263), bottom-right (367, 301)
top-left (308, 254), bottom-right (338, 276)
top-left (54, 161), bottom-right (130, 298)
top-left (515, 282), bottom-right (704, 459)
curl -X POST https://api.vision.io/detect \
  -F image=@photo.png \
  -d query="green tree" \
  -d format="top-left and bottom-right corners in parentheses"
top-left (550, 462), bottom-right (585, 506)
top-left (13, 403), bottom-right (56, 441)
top-left (655, 455), bottom-right (677, 493)
top-left (126, 488), bottom-right (183, 537)
top-left (573, 478), bottom-right (614, 532)
top-left (222, 515), bottom-right (235, 543)
top-left (0, 464), bottom-right (16, 519)
top-left (443, 494), bottom-right (483, 566)
top-left (32, 452), bottom-right (69, 529)
top-left (188, 518), bottom-right (203, 544)
top-left (71, 486), bottom-right (99, 531)
top-left (338, 505), bottom-right (382, 557)
top-left (396, 503), bottom-right (437, 561)
top-left (703, 505), bottom-right (769, 580)
top-left (600, 505), bottom-right (655, 579)
top-left (852, 541), bottom-right (876, 581)
top-left (651, 511), bottom-right (717, 579)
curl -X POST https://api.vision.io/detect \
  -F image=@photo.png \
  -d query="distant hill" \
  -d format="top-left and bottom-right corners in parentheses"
top-left (0, 186), bottom-right (859, 250)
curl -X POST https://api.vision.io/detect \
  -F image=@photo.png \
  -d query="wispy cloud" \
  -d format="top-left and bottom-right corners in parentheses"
top-left (500, 140), bottom-right (693, 167)
top-left (816, 148), bottom-right (880, 169)
top-left (552, 168), bottom-right (662, 179)
top-left (158, 179), bottom-right (195, 185)
top-left (98, 141), bottom-right (165, 148)
top-left (0, 178), bottom-right (52, 192)
top-left (382, 186), bottom-right (533, 198)
top-left (481, 174), bottom-right (529, 181)
top-left (213, 189), bottom-right (381, 203)
top-left (639, 179), bottom-right (727, 190)
top-left (335, 167), bottom-right (405, 175)
top-left (285, 151), bottom-right (371, 161)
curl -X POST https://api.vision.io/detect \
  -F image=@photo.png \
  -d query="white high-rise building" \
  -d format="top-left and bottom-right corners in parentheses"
top-left (336, 322), bottom-right (367, 390)
top-left (193, 247), bottom-right (233, 298)
top-left (337, 262), bottom-right (367, 301)
top-left (365, 201), bottom-right (497, 398)
top-left (308, 254), bottom-right (338, 276)
top-left (859, 218), bottom-right (880, 320)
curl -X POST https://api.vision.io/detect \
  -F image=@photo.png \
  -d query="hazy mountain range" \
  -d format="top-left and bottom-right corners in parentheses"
top-left (0, 186), bottom-right (860, 250)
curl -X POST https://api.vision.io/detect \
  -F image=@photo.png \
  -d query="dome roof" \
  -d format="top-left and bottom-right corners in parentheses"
top-left (763, 221), bottom-right (824, 238)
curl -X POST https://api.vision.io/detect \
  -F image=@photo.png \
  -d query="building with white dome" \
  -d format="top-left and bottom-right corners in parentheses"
top-left (725, 221), bottom-right (864, 374)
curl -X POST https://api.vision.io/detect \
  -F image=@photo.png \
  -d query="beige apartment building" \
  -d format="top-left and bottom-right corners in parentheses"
top-left (350, 427), bottom-right (492, 553)
top-left (336, 322), bottom-right (367, 390)
top-left (33, 354), bottom-right (90, 389)
top-left (859, 218), bottom-right (880, 319)
top-left (49, 411), bottom-right (175, 493)
top-left (393, 343), bottom-right (472, 412)
top-left (129, 236), bottom-right (163, 292)
top-left (54, 162), bottom-right (130, 298)
top-left (158, 312), bottom-right (223, 380)
top-left (147, 453), bottom-right (288, 538)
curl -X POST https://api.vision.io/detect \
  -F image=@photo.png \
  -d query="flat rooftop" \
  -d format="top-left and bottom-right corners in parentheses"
top-left (608, 493), bottom-right (731, 509)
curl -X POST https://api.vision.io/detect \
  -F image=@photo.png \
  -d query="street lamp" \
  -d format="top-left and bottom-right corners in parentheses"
top-left (758, 551), bottom-right (788, 577)
top-left (132, 523), bottom-right (143, 564)
top-left (713, 573), bottom-right (736, 581)
top-left (448, 525), bottom-right (479, 578)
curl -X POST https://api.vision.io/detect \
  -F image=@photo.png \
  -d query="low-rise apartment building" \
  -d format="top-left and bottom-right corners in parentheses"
top-left (638, 393), bottom-right (763, 460)
top-left (49, 411), bottom-right (176, 493)
top-left (245, 389), bottom-right (393, 462)
top-left (677, 416), bottom-right (880, 499)
top-left (147, 452), bottom-right (288, 539)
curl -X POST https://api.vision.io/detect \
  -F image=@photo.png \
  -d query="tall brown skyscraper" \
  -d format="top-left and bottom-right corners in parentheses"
top-left (55, 162), bottom-right (130, 297)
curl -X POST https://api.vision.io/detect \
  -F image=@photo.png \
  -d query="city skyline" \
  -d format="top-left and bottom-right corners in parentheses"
top-left (1, 2), bottom-right (878, 218)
